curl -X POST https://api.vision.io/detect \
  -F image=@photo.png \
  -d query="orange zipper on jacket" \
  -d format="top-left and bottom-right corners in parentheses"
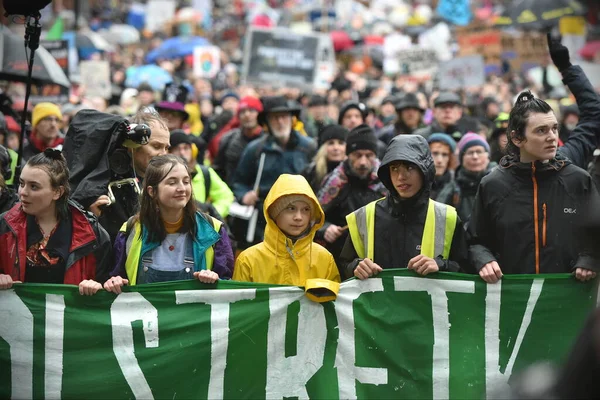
top-left (542, 203), bottom-right (547, 247)
top-left (532, 164), bottom-right (540, 274)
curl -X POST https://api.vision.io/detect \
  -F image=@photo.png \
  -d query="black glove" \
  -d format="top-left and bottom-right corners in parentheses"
top-left (547, 33), bottom-right (572, 72)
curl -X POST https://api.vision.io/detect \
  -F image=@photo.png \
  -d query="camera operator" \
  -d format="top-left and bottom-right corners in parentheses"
top-left (89, 109), bottom-right (170, 241)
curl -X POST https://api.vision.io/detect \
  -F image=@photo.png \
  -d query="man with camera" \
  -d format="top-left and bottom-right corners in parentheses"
top-left (84, 110), bottom-right (170, 241)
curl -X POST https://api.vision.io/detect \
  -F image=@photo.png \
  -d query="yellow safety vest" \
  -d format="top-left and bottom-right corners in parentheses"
top-left (121, 218), bottom-right (221, 286)
top-left (346, 198), bottom-right (457, 260)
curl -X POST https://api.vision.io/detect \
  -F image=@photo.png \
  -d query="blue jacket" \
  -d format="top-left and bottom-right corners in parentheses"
top-left (232, 131), bottom-right (317, 202)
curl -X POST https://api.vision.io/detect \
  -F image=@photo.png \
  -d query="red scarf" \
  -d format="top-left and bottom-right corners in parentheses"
top-left (29, 130), bottom-right (64, 153)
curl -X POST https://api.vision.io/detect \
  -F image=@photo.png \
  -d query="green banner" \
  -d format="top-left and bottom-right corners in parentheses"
top-left (0, 270), bottom-right (596, 399)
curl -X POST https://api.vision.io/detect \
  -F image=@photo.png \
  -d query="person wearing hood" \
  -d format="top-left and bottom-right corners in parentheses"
top-left (340, 134), bottom-right (469, 280)
top-left (437, 133), bottom-right (496, 224)
top-left (427, 133), bottom-right (458, 200)
top-left (489, 112), bottom-right (510, 164)
top-left (233, 174), bottom-right (340, 285)
top-left (559, 103), bottom-right (579, 144)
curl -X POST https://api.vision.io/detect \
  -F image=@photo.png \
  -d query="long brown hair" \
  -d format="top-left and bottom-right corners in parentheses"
top-left (136, 154), bottom-right (197, 243)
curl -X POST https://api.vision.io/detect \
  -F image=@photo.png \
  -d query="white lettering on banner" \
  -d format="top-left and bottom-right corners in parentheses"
top-left (485, 280), bottom-right (544, 397)
top-left (266, 287), bottom-right (327, 399)
top-left (394, 277), bottom-right (475, 400)
top-left (175, 289), bottom-right (257, 399)
top-left (110, 293), bottom-right (159, 399)
top-left (334, 279), bottom-right (388, 399)
top-left (0, 290), bottom-right (34, 399)
top-left (45, 294), bottom-right (65, 399)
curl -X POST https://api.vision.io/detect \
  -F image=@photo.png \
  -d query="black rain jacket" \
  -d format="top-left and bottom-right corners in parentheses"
top-left (339, 135), bottom-right (470, 279)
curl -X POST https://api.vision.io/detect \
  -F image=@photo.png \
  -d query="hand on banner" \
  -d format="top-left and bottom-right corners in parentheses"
top-left (354, 258), bottom-right (383, 280)
top-left (0, 274), bottom-right (21, 289)
top-left (324, 225), bottom-right (344, 243)
top-left (194, 270), bottom-right (219, 284)
top-left (574, 268), bottom-right (597, 282)
top-left (79, 279), bottom-right (103, 296)
top-left (103, 276), bottom-right (129, 294)
top-left (479, 261), bottom-right (503, 283)
top-left (242, 190), bottom-right (259, 206)
top-left (89, 195), bottom-right (112, 217)
top-left (407, 255), bottom-right (439, 276)
top-left (546, 33), bottom-right (572, 72)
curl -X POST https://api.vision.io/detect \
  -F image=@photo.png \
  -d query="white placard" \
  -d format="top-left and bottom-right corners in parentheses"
top-left (438, 55), bottom-right (485, 90)
top-left (79, 60), bottom-right (111, 99)
top-left (146, 0), bottom-right (176, 32)
top-left (193, 46), bottom-right (221, 78)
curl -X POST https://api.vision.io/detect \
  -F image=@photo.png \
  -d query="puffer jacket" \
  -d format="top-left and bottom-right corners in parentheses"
top-left (233, 174), bottom-right (340, 285)
top-left (339, 135), bottom-right (470, 279)
top-left (468, 154), bottom-right (599, 275)
top-left (0, 201), bottom-right (112, 284)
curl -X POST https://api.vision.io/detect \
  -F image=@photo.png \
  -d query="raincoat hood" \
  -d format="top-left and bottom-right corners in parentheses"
top-left (263, 174), bottom-right (324, 254)
top-left (378, 134), bottom-right (435, 197)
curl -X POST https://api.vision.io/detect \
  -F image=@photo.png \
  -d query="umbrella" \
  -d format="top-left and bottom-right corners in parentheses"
top-left (125, 65), bottom-right (172, 91)
top-left (69, 30), bottom-right (115, 52)
top-left (330, 30), bottom-right (354, 52)
top-left (145, 36), bottom-right (210, 63)
top-left (99, 25), bottom-right (141, 45)
top-left (579, 40), bottom-right (600, 60)
top-left (495, 0), bottom-right (585, 29)
top-left (0, 27), bottom-right (70, 88)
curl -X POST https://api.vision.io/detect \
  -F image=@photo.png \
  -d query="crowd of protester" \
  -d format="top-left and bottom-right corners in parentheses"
top-left (0, 28), bottom-right (598, 300)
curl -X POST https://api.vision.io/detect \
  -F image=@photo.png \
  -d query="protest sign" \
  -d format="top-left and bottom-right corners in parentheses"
top-left (193, 46), bottom-right (221, 78)
top-left (145, 0), bottom-right (176, 32)
top-left (242, 27), bottom-right (335, 90)
top-left (79, 60), bottom-right (111, 99)
top-left (438, 55), bottom-right (485, 90)
top-left (384, 48), bottom-right (438, 78)
top-left (1, 270), bottom-right (594, 399)
top-left (30, 40), bottom-right (70, 104)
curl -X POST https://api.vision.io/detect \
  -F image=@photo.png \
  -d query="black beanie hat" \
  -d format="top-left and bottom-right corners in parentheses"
top-left (318, 125), bottom-right (349, 147)
top-left (170, 129), bottom-right (193, 148)
top-left (338, 101), bottom-right (367, 125)
top-left (346, 124), bottom-right (378, 155)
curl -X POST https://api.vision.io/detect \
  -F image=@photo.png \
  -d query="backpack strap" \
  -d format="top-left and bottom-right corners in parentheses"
top-left (199, 165), bottom-right (211, 201)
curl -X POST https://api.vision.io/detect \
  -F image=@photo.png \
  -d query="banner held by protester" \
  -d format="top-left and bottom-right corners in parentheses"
top-left (1, 270), bottom-right (595, 399)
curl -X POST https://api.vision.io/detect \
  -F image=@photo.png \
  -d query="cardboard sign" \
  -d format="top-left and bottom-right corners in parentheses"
top-left (145, 0), bottom-right (176, 32)
top-left (242, 27), bottom-right (335, 90)
top-left (79, 60), bottom-right (111, 99)
top-left (437, 55), bottom-right (485, 90)
top-left (384, 48), bottom-right (438, 77)
top-left (193, 46), bottom-right (221, 78)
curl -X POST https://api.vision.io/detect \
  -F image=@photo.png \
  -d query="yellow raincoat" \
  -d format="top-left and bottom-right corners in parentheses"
top-left (233, 174), bottom-right (340, 286)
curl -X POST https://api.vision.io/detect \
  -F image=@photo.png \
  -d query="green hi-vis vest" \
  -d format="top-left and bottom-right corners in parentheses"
top-left (346, 198), bottom-right (457, 260)
top-left (120, 218), bottom-right (222, 286)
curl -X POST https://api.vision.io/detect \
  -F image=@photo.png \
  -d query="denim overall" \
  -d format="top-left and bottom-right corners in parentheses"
top-left (137, 235), bottom-right (195, 284)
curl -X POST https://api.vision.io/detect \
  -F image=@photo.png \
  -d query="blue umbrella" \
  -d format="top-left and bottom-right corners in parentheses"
top-left (145, 36), bottom-right (210, 63)
top-left (125, 65), bottom-right (173, 90)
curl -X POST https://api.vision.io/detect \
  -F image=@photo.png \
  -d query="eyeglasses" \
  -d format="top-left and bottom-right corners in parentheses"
top-left (41, 117), bottom-right (61, 124)
top-left (464, 149), bottom-right (488, 157)
top-left (432, 152), bottom-right (450, 158)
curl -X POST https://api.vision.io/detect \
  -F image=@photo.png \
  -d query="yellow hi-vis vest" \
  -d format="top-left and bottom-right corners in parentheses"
top-left (120, 218), bottom-right (222, 286)
top-left (346, 198), bottom-right (457, 260)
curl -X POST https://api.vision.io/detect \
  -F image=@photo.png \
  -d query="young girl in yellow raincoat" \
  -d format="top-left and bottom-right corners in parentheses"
top-left (233, 174), bottom-right (340, 286)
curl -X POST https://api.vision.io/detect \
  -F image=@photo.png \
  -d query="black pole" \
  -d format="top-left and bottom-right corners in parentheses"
top-left (74, 0), bottom-right (80, 31)
top-left (14, 13), bottom-right (41, 187)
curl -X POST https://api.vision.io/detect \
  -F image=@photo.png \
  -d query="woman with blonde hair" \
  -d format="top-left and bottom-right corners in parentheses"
top-left (303, 125), bottom-right (348, 191)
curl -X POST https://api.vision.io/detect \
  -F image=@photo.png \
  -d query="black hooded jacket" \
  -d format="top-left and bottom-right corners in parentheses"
top-left (339, 135), bottom-right (470, 280)
top-left (468, 154), bottom-right (599, 275)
